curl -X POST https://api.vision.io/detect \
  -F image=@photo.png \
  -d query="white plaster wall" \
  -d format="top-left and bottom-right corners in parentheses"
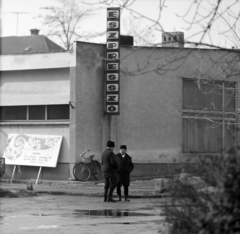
top-left (0, 52), bottom-right (74, 71)
top-left (0, 68), bottom-right (70, 105)
top-left (117, 47), bottom-right (240, 163)
top-left (72, 43), bottom-right (240, 165)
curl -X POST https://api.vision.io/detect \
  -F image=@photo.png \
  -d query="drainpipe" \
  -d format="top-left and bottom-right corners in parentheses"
top-left (109, 116), bottom-right (116, 142)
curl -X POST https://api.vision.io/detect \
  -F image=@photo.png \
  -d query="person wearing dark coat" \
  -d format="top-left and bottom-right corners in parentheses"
top-left (101, 140), bottom-right (118, 202)
top-left (115, 145), bottom-right (134, 201)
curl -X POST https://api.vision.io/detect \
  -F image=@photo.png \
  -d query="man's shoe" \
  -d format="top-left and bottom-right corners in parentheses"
top-left (117, 197), bottom-right (121, 201)
top-left (125, 198), bottom-right (130, 202)
top-left (107, 198), bottom-right (117, 202)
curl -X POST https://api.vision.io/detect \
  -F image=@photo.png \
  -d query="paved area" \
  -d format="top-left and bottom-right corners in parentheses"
top-left (0, 178), bottom-right (169, 233)
top-left (1, 194), bottom-right (168, 234)
top-left (0, 178), bottom-right (164, 198)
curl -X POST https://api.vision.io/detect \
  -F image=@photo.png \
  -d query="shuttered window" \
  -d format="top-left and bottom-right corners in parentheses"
top-left (182, 79), bottom-right (236, 153)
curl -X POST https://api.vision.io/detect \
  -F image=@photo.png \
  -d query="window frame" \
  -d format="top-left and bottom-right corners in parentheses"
top-left (182, 78), bottom-right (237, 154)
top-left (0, 104), bottom-right (70, 123)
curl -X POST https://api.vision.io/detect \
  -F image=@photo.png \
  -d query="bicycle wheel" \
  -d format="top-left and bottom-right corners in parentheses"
top-left (73, 163), bottom-right (91, 182)
top-left (92, 161), bottom-right (102, 180)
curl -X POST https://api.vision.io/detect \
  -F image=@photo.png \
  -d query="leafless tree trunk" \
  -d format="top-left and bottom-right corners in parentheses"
top-left (38, 0), bottom-right (95, 50)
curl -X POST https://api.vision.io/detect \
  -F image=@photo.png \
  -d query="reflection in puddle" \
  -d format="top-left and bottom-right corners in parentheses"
top-left (73, 209), bottom-right (155, 217)
top-left (32, 214), bottom-right (52, 216)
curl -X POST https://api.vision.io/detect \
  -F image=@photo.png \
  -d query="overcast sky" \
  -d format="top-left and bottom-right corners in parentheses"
top-left (1, 0), bottom-right (239, 48)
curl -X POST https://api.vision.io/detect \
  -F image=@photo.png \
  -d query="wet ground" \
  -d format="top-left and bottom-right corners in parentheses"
top-left (0, 195), bottom-right (169, 234)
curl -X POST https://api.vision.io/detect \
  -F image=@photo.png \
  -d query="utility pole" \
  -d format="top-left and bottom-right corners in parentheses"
top-left (8, 12), bottom-right (28, 35)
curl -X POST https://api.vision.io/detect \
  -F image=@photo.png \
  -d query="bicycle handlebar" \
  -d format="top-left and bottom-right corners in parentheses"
top-left (80, 150), bottom-right (95, 160)
top-left (80, 149), bottom-right (90, 158)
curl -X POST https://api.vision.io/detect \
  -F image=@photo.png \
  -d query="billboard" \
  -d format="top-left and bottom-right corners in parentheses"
top-left (3, 134), bottom-right (63, 167)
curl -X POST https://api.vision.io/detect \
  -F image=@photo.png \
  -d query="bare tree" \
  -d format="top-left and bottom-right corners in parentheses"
top-left (38, 0), bottom-right (95, 50)
top-left (87, 0), bottom-right (240, 49)
top-left (38, 0), bottom-right (240, 49)
top-left (217, 7), bottom-right (240, 49)
top-left (122, 14), bottom-right (161, 46)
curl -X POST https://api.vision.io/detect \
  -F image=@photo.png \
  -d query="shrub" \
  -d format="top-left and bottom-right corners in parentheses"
top-left (164, 152), bottom-right (240, 234)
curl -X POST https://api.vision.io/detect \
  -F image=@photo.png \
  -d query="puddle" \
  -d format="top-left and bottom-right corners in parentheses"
top-left (31, 214), bottom-right (52, 217)
top-left (15, 209), bottom-right (155, 219)
top-left (73, 209), bottom-right (155, 217)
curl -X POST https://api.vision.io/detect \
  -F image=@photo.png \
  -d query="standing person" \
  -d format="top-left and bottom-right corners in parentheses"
top-left (116, 145), bottom-right (134, 202)
top-left (101, 140), bottom-right (118, 202)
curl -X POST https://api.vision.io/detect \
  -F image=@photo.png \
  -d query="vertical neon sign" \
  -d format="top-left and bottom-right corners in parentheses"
top-left (106, 8), bottom-right (120, 115)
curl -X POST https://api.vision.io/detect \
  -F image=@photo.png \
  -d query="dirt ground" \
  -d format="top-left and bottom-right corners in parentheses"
top-left (0, 193), bottom-right (169, 234)
top-left (0, 187), bottom-right (37, 198)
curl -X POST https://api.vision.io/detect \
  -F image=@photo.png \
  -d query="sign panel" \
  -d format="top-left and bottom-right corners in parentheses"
top-left (107, 94), bottom-right (119, 102)
top-left (107, 10), bottom-right (120, 18)
top-left (107, 84), bottom-right (119, 92)
top-left (107, 31), bottom-right (119, 39)
top-left (107, 21), bottom-right (119, 29)
top-left (107, 42), bottom-right (119, 50)
top-left (107, 105), bottom-right (119, 113)
top-left (107, 73), bottom-right (119, 81)
top-left (3, 134), bottom-right (63, 167)
top-left (107, 63), bottom-right (119, 70)
top-left (107, 52), bottom-right (119, 60)
top-left (106, 7), bottom-right (120, 115)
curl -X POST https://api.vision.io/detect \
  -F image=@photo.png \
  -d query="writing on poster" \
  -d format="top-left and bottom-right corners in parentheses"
top-left (3, 134), bottom-right (63, 167)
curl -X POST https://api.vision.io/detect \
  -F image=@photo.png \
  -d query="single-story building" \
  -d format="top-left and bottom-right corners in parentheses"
top-left (0, 30), bottom-right (73, 180)
top-left (1, 30), bottom-right (239, 181)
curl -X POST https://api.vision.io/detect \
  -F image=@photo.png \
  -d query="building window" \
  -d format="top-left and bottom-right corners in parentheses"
top-left (29, 105), bottom-right (45, 120)
top-left (0, 106), bottom-right (27, 120)
top-left (182, 79), bottom-right (236, 153)
top-left (0, 105), bottom-right (69, 122)
top-left (47, 105), bottom-right (70, 120)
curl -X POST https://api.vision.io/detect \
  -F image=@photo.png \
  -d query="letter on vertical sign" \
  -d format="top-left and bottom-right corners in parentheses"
top-left (107, 94), bottom-right (119, 102)
top-left (107, 63), bottom-right (119, 70)
top-left (107, 105), bottom-right (119, 113)
top-left (107, 10), bottom-right (119, 18)
top-left (107, 21), bottom-right (119, 29)
top-left (107, 31), bottom-right (119, 39)
top-left (107, 73), bottom-right (118, 81)
top-left (107, 42), bottom-right (119, 49)
top-left (107, 52), bottom-right (119, 59)
top-left (107, 84), bottom-right (119, 92)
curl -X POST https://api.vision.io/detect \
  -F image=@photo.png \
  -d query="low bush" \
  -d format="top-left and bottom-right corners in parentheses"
top-left (164, 152), bottom-right (240, 234)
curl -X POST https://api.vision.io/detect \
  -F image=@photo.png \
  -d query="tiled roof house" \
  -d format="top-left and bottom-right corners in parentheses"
top-left (0, 29), bottom-right (72, 181)
top-left (0, 29), bottom-right (65, 55)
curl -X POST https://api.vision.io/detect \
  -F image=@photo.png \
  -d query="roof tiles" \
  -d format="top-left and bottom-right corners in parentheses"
top-left (0, 35), bottom-right (66, 55)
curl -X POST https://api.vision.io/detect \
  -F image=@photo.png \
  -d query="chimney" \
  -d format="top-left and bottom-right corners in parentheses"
top-left (30, 29), bottom-right (40, 36)
top-left (162, 32), bottom-right (184, 47)
top-left (120, 35), bottom-right (134, 46)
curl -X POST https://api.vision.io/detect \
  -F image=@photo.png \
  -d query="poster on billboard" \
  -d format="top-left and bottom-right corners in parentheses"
top-left (3, 133), bottom-right (63, 168)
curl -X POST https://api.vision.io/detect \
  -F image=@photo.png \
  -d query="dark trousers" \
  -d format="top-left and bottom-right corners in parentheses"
top-left (103, 172), bottom-right (117, 201)
top-left (116, 183), bottom-right (129, 198)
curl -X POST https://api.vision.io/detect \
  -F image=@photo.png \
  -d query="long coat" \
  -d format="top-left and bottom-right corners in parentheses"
top-left (116, 153), bottom-right (134, 187)
top-left (101, 149), bottom-right (118, 173)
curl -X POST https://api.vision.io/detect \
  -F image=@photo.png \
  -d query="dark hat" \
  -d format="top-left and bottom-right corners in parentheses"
top-left (107, 140), bottom-right (115, 147)
top-left (120, 145), bottom-right (127, 150)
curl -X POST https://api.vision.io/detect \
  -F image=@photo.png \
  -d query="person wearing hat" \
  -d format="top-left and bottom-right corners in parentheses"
top-left (101, 140), bottom-right (119, 202)
top-left (115, 145), bottom-right (134, 201)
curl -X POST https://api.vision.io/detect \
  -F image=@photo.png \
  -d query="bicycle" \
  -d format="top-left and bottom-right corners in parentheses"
top-left (72, 150), bottom-right (102, 182)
